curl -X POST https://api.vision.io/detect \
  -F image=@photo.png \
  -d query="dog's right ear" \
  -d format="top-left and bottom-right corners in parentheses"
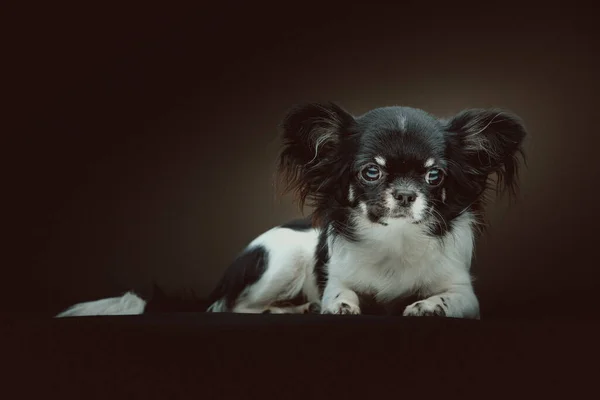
top-left (276, 102), bottom-right (355, 212)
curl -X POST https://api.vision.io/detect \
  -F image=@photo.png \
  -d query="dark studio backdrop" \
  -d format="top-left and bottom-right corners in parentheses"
top-left (9, 2), bottom-right (600, 317)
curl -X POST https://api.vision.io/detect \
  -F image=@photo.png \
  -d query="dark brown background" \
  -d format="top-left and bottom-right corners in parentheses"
top-left (8, 2), bottom-right (600, 316)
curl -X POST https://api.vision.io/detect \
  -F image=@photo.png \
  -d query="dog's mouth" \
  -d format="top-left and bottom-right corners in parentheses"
top-left (377, 210), bottom-right (417, 225)
top-left (386, 206), bottom-right (430, 225)
top-left (389, 209), bottom-right (409, 218)
top-left (359, 203), bottom-right (420, 225)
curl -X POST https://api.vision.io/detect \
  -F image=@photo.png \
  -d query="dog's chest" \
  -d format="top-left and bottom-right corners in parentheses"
top-left (329, 224), bottom-right (447, 301)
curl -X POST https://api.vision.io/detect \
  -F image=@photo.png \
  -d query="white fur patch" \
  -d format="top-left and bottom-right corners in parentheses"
top-left (398, 115), bottom-right (407, 130)
top-left (324, 212), bottom-right (479, 318)
top-left (374, 156), bottom-right (386, 166)
top-left (308, 134), bottom-right (331, 164)
top-left (348, 185), bottom-right (355, 203)
top-left (220, 225), bottom-right (321, 314)
top-left (384, 188), bottom-right (395, 212)
top-left (425, 158), bottom-right (435, 167)
top-left (411, 192), bottom-right (427, 221)
top-left (442, 188), bottom-right (447, 203)
top-left (56, 292), bottom-right (146, 317)
top-left (321, 288), bottom-right (360, 315)
top-left (206, 299), bottom-right (227, 312)
top-left (359, 201), bottom-right (368, 215)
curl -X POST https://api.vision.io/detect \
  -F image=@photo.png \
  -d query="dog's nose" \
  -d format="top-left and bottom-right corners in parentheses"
top-left (393, 190), bottom-right (417, 206)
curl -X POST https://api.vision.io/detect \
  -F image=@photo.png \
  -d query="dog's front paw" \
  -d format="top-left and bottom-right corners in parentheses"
top-left (322, 301), bottom-right (361, 315)
top-left (403, 300), bottom-right (446, 317)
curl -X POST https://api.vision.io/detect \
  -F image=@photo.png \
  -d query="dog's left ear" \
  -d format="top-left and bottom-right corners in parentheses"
top-left (446, 108), bottom-right (527, 196)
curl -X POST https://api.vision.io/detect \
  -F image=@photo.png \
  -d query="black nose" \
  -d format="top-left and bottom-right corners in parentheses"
top-left (393, 190), bottom-right (417, 206)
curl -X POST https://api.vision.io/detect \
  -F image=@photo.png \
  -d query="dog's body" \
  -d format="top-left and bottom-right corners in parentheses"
top-left (56, 103), bottom-right (526, 319)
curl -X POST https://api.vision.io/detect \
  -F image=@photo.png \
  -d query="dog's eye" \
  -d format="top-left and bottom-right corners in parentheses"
top-left (360, 165), bottom-right (382, 182)
top-left (425, 168), bottom-right (444, 186)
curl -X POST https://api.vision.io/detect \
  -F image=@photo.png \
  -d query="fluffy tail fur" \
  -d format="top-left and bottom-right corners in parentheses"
top-left (55, 292), bottom-right (146, 318)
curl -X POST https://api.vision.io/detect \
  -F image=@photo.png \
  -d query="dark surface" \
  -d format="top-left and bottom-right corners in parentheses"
top-left (3, 313), bottom-right (599, 398)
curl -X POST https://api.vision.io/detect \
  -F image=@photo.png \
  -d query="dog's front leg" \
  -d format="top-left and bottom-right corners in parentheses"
top-left (403, 283), bottom-right (480, 319)
top-left (320, 279), bottom-right (361, 315)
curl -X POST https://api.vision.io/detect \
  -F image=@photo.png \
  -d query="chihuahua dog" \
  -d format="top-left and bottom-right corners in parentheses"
top-left (57, 103), bottom-right (526, 318)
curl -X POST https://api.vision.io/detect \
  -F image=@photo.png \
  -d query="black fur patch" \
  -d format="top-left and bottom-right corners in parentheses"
top-left (279, 218), bottom-right (313, 231)
top-left (206, 246), bottom-right (268, 310)
top-left (314, 229), bottom-right (330, 295)
top-left (143, 283), bottom-right (208, 313)
top-left (329, 208), bottom-right (359, 243)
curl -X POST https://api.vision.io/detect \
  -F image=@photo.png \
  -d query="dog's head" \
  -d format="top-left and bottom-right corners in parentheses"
top-left (277, 102), bottom-right (527, 236)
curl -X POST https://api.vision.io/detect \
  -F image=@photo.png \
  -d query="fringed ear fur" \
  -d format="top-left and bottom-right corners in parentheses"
top-left (276, 102), bottom-right (356, 220)
top-left (445, 108), bottom-right (527, 199)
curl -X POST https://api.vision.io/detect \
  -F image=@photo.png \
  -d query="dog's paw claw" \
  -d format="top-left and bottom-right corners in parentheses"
top-left (403, 300), bottom-right (446, 317)
top-left (322, 301), bottom-right (361, 315)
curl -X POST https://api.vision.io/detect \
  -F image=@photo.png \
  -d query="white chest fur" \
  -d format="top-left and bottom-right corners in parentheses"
top-left (327, 213), bottom-right (475, 302)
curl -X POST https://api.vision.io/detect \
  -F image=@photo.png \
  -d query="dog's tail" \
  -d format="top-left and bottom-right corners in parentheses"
top-left (54, 283), bottom-right (212, 317)
top-left (55, 291), bottom-right (147, 318)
